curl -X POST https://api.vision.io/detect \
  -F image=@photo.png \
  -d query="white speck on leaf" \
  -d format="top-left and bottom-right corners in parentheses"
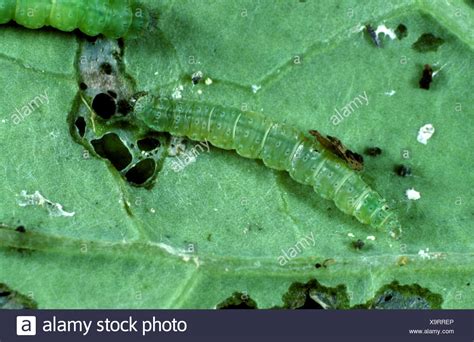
top-left (251, 85), bottom-right (261, 93)
top-left (418, 248), bottom-right (431, 260)
top-left (432, 63), bottom-right (448, 77)
top-left (204, 78), bottom-right (213, 86)
top-left (348, 233), bottom-right (355, 238)
top-left (172, 85), bottom-right (184, 100)
top-left (17, 190), bottom-right (75, 217)
top-left (191, 70), bottom-right (203, 83)
top-left (385, 90), bottom-right (396, 96)
top-left (351, 24), bottom-right (365, 33)
top-left (417, 123), bottom-right (435, 144)
top-left (406, 188), bottom-right (421, 200)
top-left (366, 235), bottom-right (376, 241)
top-left (375, 24), bottom-right (397, 40)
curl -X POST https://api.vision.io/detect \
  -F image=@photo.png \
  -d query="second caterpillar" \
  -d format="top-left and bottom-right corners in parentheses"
top-left (133, 93), bottom-right (403, 239)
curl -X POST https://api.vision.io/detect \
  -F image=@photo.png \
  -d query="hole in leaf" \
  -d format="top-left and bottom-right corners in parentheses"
top-left (92, 93), bottom-right (117, 119)
top-left (217, 292), bottom-right (257, 309)
top-left (91, 133), bottom-right (132, 171)
top-left (117, 99), bottom-right (132, 115)
top-left (107, 90), bottom-right (117, 99)
top-left (365, 147), bottom-right (382, 156)
top-left (352, 239), bottom-right (365, 250)
top-left (74, 117), bottom-right (86, 137)
top-left (15, 226), bottom-right (26, 233)
top-left (363, 281), bottom-right (443, 309)
top-left (282, 279), bottom-right (349, 309)
top-left (117, 38), bottom-right (125, 50)
top-left (125, 158), bottom-right (156, 185)
top-left (419, 64), bottom-right (433, 90)
top-left (0, 283), bottom-right (38, 309)
top-left (412, 33), bottom-right (445, 52)
top-left (395, 24), bottom-right (408, 39)
top-left (137, 137), bottom-right (161, 151)
top-left (394, 164), bottom-right (412, 177)
top-left (100, 62), bottom-right (113, 75)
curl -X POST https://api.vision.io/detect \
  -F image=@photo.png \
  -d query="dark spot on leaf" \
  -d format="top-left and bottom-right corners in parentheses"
top-left (352, 239), bottom-right (365, 250)
top-left (91, 133), bottom-right (132, 171)
top-left (92, 93), bottom-right (117, 119)
top-left (74, 117), bottom-right (86, 137)
top-left (395, 164), bottom-right (412, 177)
top-left (365, 147), bottom-right (382, 156)
top-left (79, 82), bottom-right (88, 91)
top-left (107, 90), bottom-right (117, 99)
top-left (117, 99), bottom-right (132, 115)
top-left (395, 24), bottom-right (408, 39)
top-left (191, 74), bottom-right (202, 85)
top-left (15, 226), bottom-right (26, 233)
top-left (315, 263), bottom-right (322, 269)
top-left (365, 24), bottom-right (380, 47)
top-left (412, 33), bottom-right (445, 52)
top-left (117, 38), bottom-right (125, 50)
top-left (125, 159), bottom-right (156, 185)
top-left (100, 62), bottom-right (113, 75)
top-left (419, 64), bottom-right (433, 90)
top-left (137, 137), bottom-right (161, 151)
top-left (217, 292), bottom-right (257, 309)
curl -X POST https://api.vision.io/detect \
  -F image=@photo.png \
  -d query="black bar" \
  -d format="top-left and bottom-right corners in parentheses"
top-left (1, 310), bottom-right (473, 341)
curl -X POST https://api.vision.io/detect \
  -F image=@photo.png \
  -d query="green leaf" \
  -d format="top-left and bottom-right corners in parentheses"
top-left (0, 0), bottom-right (473, 309)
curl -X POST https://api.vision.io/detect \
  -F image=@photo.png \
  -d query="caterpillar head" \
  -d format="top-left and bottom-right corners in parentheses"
top-left (353, 191), bottom-right (402, 239)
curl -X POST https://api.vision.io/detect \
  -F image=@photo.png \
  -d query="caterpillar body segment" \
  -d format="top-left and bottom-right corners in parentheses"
top-left (134, 94), bottom-right (402, 239)
top-left (0, 0), bottom-right (150, 39)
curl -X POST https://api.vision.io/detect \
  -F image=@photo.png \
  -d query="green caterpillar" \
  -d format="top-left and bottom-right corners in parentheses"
top-left (0, 0), bottom-right (151, 39)
top-left (133, 94), bottom-right (403, 239)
